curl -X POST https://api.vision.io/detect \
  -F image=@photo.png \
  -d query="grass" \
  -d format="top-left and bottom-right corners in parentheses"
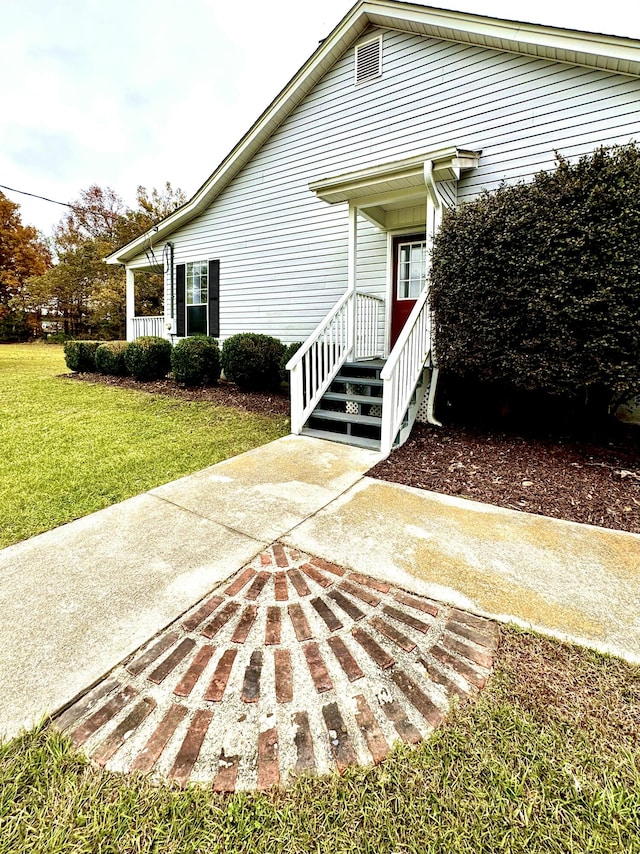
top-left (0, 628), bottom-right (638, 853)
top-left (0, 343), bottom-right (288, 547)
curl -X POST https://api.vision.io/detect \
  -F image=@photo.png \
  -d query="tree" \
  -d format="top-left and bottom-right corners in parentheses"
top-left (26, 182), bottom-right (185, 339)
top-left (115, 182), bottom-right (187, 247)
top-left (430, 144), bottom-right (640, 412)
top-left (0, 192), bottom-right (51, 341)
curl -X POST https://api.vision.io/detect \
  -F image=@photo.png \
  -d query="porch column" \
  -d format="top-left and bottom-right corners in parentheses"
top-left (125, 267), bottom-right (135, 341)
top-left (348, 203), bottom-right (358, 357)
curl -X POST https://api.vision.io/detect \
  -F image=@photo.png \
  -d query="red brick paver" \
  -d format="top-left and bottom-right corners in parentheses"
top-left (54, 543), bottom-right (498, 791)
top-left (174, 645), bottom-right (215, 698)
top-left (169, 709), bottom-right (213, 786)
top-left (130, 704), bottom-right (188, 774)
top-left (204, 649), bottom-right (237, 702)
top-left (231, 605), bottom-right (258, 644)
top-left (303, 642), bottom-right (333, 693)
top-left (257, 727), bottom-right (280, 789)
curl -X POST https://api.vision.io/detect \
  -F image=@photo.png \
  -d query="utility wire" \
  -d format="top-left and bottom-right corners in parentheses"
top-left (0, 184), bottom-right (73, 208)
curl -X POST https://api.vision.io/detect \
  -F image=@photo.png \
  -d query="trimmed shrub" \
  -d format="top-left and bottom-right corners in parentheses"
top-left (430, 144), bottom-right (640, 410)
top-left (95, 341), bottom-right (130, 376)
top-left (280, 341), bottom-right (303, 381)
top-left (63, 340), bottom-right (101, 372)
top-left (171, 336), bottom-right (221, 386)
top-left (123, 335), bottom-right (172, 381)
top-left (221, 333), bottom-right (285, 391)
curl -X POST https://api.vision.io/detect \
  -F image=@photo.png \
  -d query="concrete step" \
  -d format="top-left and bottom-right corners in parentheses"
top-left (301, 427), bottom-right (381, 450)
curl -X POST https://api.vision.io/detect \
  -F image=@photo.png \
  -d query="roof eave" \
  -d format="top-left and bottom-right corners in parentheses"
top-left (105, 0), bottom-right (640, 265)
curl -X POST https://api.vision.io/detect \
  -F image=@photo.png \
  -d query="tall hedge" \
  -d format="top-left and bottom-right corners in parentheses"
top-left (430, 144), bottom-right (640, 409)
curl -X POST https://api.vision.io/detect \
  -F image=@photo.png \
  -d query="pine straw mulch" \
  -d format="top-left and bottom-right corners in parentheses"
top-left (66, 371), bottom-right (640, 534)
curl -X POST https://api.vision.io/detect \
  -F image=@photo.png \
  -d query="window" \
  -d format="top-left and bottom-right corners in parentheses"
top-left (186, 260), bottom-right (208, 335)
top-left (397, 240), bottom-right (426, 300)
top-left (175, 259), bottom-right (219, 338)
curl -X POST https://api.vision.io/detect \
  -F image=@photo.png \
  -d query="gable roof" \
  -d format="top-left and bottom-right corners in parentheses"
top-left (106, 0), bottom-right (640, 264)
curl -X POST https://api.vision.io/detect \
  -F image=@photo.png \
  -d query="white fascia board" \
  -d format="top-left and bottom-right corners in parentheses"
top-left (365, 2), bottom-right (640, 73)
top-left (105, 0), bottom-right (640, 265)
top-left (310, 147), bottom-right (481, 204)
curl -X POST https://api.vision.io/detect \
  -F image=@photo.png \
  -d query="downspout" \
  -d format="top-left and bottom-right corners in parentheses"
top-left (423, 161), bottom-right (443, 427)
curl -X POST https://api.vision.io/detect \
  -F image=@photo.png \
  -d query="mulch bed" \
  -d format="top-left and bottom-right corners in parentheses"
top-left (66, 371), bottom-right (640, 533)
top-left (64, 372), bottom-right (290, 417)
top-left (369, 421), bottom-right (640, 534)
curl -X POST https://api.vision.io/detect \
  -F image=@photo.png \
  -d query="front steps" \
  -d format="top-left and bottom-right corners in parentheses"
top-left (301, 360), bottom-right (385, 450)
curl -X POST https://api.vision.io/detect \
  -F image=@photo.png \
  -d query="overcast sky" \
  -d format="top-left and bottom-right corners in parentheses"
top-left (2, 0), bottom-right (639, 236)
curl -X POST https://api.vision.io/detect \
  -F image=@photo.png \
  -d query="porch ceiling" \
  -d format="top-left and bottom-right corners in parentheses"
top-left (309, 147), bottom-right (481, 206)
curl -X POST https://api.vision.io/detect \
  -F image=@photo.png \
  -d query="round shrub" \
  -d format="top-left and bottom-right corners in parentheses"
top-left (430, 144), bottom-right (640, 410)
top-left (95, 341), bottom-right (130, 376)
top-left (280, 341), bottom-right (303, 381)
top-left (63, 340), bottom-right (101, 372)
top-left (123, 335), bottom-right (172, 381)
top-left (221, 333), bottom-right (285, 391)
top-left (171, 336), bottom-right (221, 386)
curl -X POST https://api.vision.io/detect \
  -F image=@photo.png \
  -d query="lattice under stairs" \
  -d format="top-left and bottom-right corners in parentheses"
top-left (301, 360), bottom-right (430, 451)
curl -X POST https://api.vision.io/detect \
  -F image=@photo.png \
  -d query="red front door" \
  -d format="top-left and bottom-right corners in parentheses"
top-left (390, 234), bottom-right (427, 347)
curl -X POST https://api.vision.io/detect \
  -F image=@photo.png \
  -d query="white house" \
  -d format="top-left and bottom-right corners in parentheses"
top-left (106, 0), bottom-right (640, 454)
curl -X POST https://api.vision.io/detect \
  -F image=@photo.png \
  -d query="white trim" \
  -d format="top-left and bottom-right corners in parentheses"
top-left (105, 0), bottom-right (640, 265)
top-left (310, 147), bottom-right (481, 204)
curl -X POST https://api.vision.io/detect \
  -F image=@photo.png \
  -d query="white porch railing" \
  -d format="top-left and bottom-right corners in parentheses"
top-left (131, 316), bottom-right (165, 340)
top-left (355, 292), bottom-right (382, 359)
top-left (380, 286), bottom-right (431, 456)
top-left (287, 290), bottom-right (384, 434)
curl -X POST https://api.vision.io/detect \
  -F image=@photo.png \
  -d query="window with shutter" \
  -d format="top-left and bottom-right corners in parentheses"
top-left (175, 260), bottom-right (220, 337)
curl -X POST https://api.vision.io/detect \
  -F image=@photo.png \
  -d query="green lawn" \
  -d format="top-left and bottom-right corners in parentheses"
top-left (0, 343), bottom-right (288, 548)
top-left (1, 628), bottom-right (638, 853)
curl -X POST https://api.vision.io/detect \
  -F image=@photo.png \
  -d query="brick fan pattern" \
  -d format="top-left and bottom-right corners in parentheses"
top-left (54, 545), bottom-right (499, 791)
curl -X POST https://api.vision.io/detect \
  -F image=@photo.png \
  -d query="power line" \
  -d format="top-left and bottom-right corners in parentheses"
top-left (0, 184), bottom-right (73, 208)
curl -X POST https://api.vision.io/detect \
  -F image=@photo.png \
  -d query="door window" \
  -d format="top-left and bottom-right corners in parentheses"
top-left (397, 241), bottom-right (426, 300)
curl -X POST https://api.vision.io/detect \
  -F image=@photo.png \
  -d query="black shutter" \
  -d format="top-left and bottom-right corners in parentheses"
top-left (208, 259), bottom-right (220, 338)
top-left (176, 264), bottom-right (185, 336)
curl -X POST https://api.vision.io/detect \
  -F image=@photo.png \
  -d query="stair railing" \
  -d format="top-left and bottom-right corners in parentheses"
top-left (380, 286), bottom-right (431, 456)
top-left (355, 292), bottom-right (384, 359)
top-left (287, 290), bottom-right (384, 434)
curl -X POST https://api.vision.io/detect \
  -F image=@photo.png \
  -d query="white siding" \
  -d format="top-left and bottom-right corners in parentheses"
top-left (129, 28), bottom-right (640, 343)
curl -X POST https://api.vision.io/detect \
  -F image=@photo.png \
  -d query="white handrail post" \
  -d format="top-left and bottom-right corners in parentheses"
top-left (348, 203), bottom-right (358, 360)
top-left (290, 363), bottom-right (303, 433)
top-left (381, 373), bottom-right (395, 455)
top-left (346, 290), bottom-right (355, 357)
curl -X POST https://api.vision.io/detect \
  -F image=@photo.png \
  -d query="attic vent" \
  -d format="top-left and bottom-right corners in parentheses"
top-left (355, 37), bottom-right (382, 84)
